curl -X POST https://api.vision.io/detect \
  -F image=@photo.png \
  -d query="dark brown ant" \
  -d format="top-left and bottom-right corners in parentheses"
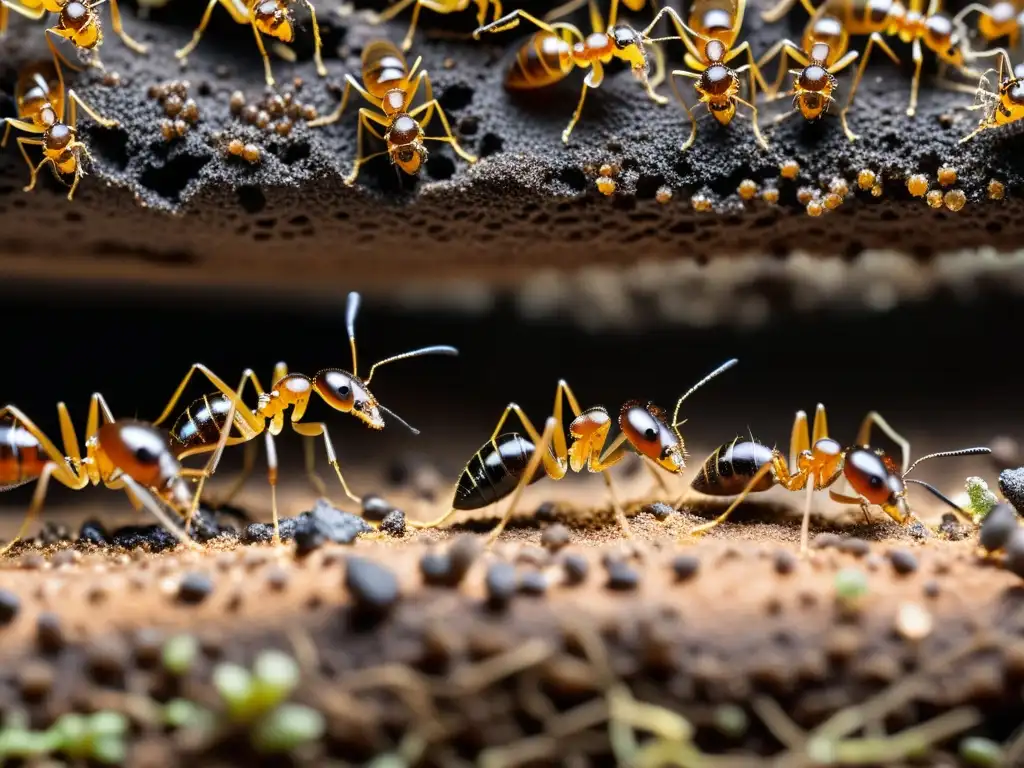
top-left (686, 404), bottom-right (991, 554)
top-left (411, 359), bottom-right (738, 543)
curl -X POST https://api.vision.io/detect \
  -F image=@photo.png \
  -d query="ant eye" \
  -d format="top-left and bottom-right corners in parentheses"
top-left (135, 445), bottom-right (158, 464)
top-left (869, 475), bottom-right (883, 488)
top-left (339, 385), bottom-right (350, 397)
top-left (354, 401), bottom-right (364, 411)
top-left (644, 428), bottom-right (657, 441)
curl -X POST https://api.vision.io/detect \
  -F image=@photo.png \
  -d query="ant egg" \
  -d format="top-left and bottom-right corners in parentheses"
top-left (173, 119), bottom-right (188, 137)
top-left (163, 94), bottom-right (183, 118)
top-left (988, 180), bottom-right (1005, 200)
top-left (596, 177), bottom-right (616, 196)
top-left (255, 110), bottom-right (271, 130)
top-left (937, 166), bottom-right (957, 187)
top-left (857, 169), bottom-right (876, 190)
top-left (780, 160), bottom-right (800, 180)
top-left (737, 179), bottom-right (758, 200)
top-left (796, 186), bottom-right (815, 205)
top-left (655, 186), bottom-right (673, 204)
top-left (823, 192), bottom-right (842, 210)
top-left (160, 120), bottom-right (176, 142)
top-left (599, 163), bottom-right (615, 178)
top-left (906, 174), bottom-right (928, 198)
top-left (242, 143), bottom-right (261, 163)
top-left (227, 139), bottom-right (245, 156)
top-left (806, 200), bottom-right (824, 217)
top-left (943, 189), bottom-right (966, 212)
top-left (829, 178), bottom-right (849, 198)
top-left (870, 184), bottom-right (883, 198)
top-left (926, 189), bottom-right (943, 208)
top-left (761, 188), bottom-right (779, 205)
top-left (692, 194), bottom-right (713, 212)
top-left (230, 91), bottom-right (246, 114)
top-left (181, 99), bottom-right (200, 124)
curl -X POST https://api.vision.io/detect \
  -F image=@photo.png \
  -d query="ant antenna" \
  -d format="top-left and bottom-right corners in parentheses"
top-left (365, 345), bottom-right (459, 385)
top-left (379, 403), bottom-right (420, 435)
top-left (904, 446), bottom-right (991, 477)
top-left (672, 358), bottom-right (739, 427)
top-left (904, 478), bottom-right (973, 522)
top-left (346, 291), bottom-right (361, 378)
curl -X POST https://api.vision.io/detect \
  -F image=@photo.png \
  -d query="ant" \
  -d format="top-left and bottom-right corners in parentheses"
top-left (953, 0), bottom-right (1023, 51)
top-left (757, 15), bottom-right (900, 139)
top-left (758, 0), bottom-right (979, 116)
top-left (960, 47), bottom-right (1024, 142)
top-left (1, 59), bottom-right (118, 200)
top-left (648, 5), bottom-right (770, 150)
top-left (0, 0), bottom-right (148, 65)
top-left (471, 0), bottom-right (676, 144)
top-left (0, 380), bottom-right (245, 555)
top-left (148, 291), bottom-right (458, 540)
top-left (544, 0), bottom-right (653, 22)
top-left (684, 404), bottom-right (991, 554)
top-left (308, 40), bottom-right (476, 185)
top-left (175, 0), bottom-right (326, 88)
top-left (372, 0), bottom-right (504, 53)
top-left (411, 359), bottom-right (738, 543)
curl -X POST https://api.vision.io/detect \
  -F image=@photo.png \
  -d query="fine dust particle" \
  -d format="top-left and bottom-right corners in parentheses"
top-left (806, 200), bottom-right (824, 217)
top-left (737, 179), bottom-right (758, 200)
top-left (926, 189), bottom-right (944, 208)
top-left (895, 602), bottom-right (933, 640)
top-left (857, 169), bottom-right (876, 190)
top-left (655, 185), bottom-right (673, 204)
top-left (823, 192), bottom-right (843, 210)
top-left (870, 183), bottom-right (883, 198)
top-left (761, 187), bottom-right (779, 204)
top-left (937, 166), bottom-right (957, 186)
top-left (906, 174), bottom-right (929, 197)
top-left (829, 177), bottom-right (850, 198)
top-left (692, 194), bottom-right (712, 212)
top-left (944, 189), bottom-right (967, 212)
top-left (596, 177), bottom-right (616, 196)
top-left (780, 160), bottom-right (800, 179)
top-left (988, 179), bottom-right (1006, 200)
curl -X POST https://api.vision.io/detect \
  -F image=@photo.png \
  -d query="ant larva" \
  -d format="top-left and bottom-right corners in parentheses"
top-left (411, 359), bottom-right (738, 543)
top-left (308, 40), bottom-right (476, 185)
top-left (149, 292), bottom-right (458, 541)
top-left (471, 0), bottom-right (675, 144)
top-left (175, 0), bottom-right (326, 88)
top-left (685, 404), bottom-right (991, 554)
top-left (372, 0), bottom-right (504, 53)
top-left (1, 59), bottom-right (118, 200)
top-left (960, 47), bottom-right (1024, 142)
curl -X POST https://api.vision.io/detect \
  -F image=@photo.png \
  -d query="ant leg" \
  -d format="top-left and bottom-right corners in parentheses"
top-left (68, 89), bottom-right (119, 129)
top-left (250, 22), bottom-right (276, 87)
top-left (409, 95), bottom-right (478, 162)
top-left (299, 0), bottom-right (327, 77)
top-left (290, 421), bottom-right (362, 504)
top-left (307, 75), bottom-right (367, 128)
top-left (686, 459), bottom-right (777, 537)
top-left (0, 463), bottom-right (59, 556)
top-left (265, 431), bottom-right (281, 543)
top-left (174, 0), bottom-right (227, 60)
top-left (908, 37), bottom-right (923, 116)
top-left (344, 110), bottom-right (389, 186)
top-left (790, 409), bottom-right (810, 470)
top-left (841, 32), bottom-right (900, 139)
top-left (735, 96), bottom-right (768, 150)
top-left (725, 41), bottom-right (771, 100)
top-left (1, 0), bottom-right (45, 19)
top-left (561, 70), bottom-right (602, 144)
top-left (151, 364), bottom-right (264, 436)
top-left (544, 0), bottom-right (585, 20)
top-left (756, 39), bottom-right (807, 97)
top-left (302, 436), bottom-right (329, 496)
top-left (486, 417), bottom-right (558, 545)
top-left (121, 475), bottom-right (194, 548)
top-left (645, 42), bottom-right (670, 104)
top-left (760, 0), bottom-right (796, 24)
top-left (473, 9), bottom-right (561, 38)
top-left (641, 7), bottom-right (703, 63)
top-left (15, 138), bottom-right (47, 193)
top-left (0, 405), bottom-right (87, 487)
top-left (855, 411), bottom-right (910, 475)
top-left (107, 0), bottom-right (149, 53)
top-left (374, 0), bottom-right (416, 22)
top-left (603, 471), bottom-right (633, 539)
top-left (670, 70), bottom-right (700, 151)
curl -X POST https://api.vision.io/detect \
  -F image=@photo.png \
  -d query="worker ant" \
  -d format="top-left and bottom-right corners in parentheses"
top-left (175, 0), bottom-right (326, 88)
top-left (411, 359), bottom-right (738, 542)
top-left (685, 404), bottom-right (991, 554)
top-left (960, 47), bottom-right (1024, 142)
top-left (308, 40), bottom-right (476, 185)
top-left (149, 291), bottom-right (458, 541)
top-left (372, 0), bottom-right (504, 53)
top-left (953, 0), bottom-right (1024, 51)
top-left (1, 59), bottom-right (118, 200)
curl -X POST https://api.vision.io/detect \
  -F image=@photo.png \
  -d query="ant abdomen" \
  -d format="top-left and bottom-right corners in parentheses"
top-left (169, 394), bottom-right (236, 454)
top-left (691, 439), bottom-right (776, 495)
top-left (0, 415), bottom-right (47, 491)
top-left (454, 433), bottom-right (545, 510)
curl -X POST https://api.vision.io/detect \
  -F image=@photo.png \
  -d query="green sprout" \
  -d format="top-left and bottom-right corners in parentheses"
top-left (959, 736), bottom-right (1003, 767)
top-left (249, 703), bottom-right (326, 754)
top-left (834, 568), bottom-right (869, 605)
top-left (965, 477), bottom-right (999, 523)
top-left (162, 634), bottom-right (200, 676)
top-left (0, 711), bottom-right (128, 764)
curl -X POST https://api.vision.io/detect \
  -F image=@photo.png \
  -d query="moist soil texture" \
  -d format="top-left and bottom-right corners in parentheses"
top-left (1, 0), bottom-right (1024, 294)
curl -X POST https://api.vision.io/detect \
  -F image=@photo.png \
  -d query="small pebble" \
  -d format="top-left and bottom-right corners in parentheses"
top-left (643, 502), bottom-right (674, 521)
top-left (998, 467), bottom-right (1024, 513)
top-left (265, 566), bottom-right (289, 591)
top-left (535, 502), bottom-right (558, 522)
top-left (943, 189), bottom-right (966, 212)
top-left (922, 579), bottom-right (940, 598)
top-left (561, 553), bottom-right (589, 585)
top-left (980, 503), bottom-right (1019, 552)
top-left (361, 494), bottom-right (392, 522)
top-left (448, 535), bottom-right (482, 580)
top-left (671, 554), bottom-right (700, 582)
top-left (18, 661), bottom-right (54, 699)
top-left (606, 561), bottom-right (640, 591)
top-left (485, 562), bottom-right (516, 609)
top-left (895, 602), bottom-right (933, 640)
top-left (380, 509), bottom-right (406, 537)
top-left (36, 612), bottom-right (65, 653)
top-left (345, 556), bottom-right (400, 615)
top-left (77, 519), bottom-right (108, 546)
top-left (177, 572), bottom-right (215, 604)
top-left (837, 538), bottom-right (870, 557)
top-left (541, 523), bottom-right (571, 552)
top-left (518, 570), bottom-right (548, 595)
top-left (774, 550), bottom-right (797, 575)
top-left (516, 545), bottom-right (550, 566)
top-left (1003, 528), bottom-right (1024, 579)
top-left (420, 551), bottom-right (455, 586)
top-left (888, 549), bottom-right (918, 575)
top-left (294, 526), bottom-right (325, 557)
top-left (812, 533), bottom-right (842, 550)
top-left (0, 589), bottom-right (20, 624)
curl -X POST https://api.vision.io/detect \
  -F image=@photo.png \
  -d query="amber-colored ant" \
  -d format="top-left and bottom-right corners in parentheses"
top-left (411, 359), bottom-right (738, 542)
top-left (175, 0), bottom-right (326, 88)
top-left (953, 0), bottom-right (1023, 50)
top-left (0, 0), bottom-right (147, 65)
top-left (1, 59), bottom-right (118, 200)
top-left (685, 404), bottom-right (991, 554)
top-left (471, 0), bottom-right (675, 144)
top-left (308, 40), bottom-right (476, 185)
top-left (148, 292), bottom-right (457, 540)
top-left (373, 0), bottom-right (504, 53)
top-left (0, 380), bottom-right (245, 556)
top-left (960, 47), bottom-right (1024, 142)
top-left (760, 0), bottom-right (979, 116)
top-left (544, 0), bottom-right (653, 22)
top-left (646, 5), bottom-right (770, 150)
top-left (757, 15), bottom-right (899, 139)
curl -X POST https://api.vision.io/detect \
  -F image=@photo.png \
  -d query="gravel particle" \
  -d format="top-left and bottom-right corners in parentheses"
top-left (980, 502), bottom-right (1019, 552)
top-left (642, 502), bottom-right (674, 521)
top-left (518, 570), bottom-right (548, 595)
top-left (293, 526), bottom-right (325, 557)
top-left (266, 566), bottom-right (290, 591)
top-left (177, 572), bottom-right (215, 604)
top-left (606, 561), bottom-right (640, 590)
top-left (922, 579), bottom-right (940, 598)
top-left (420, 551), bottom-right (455, 585)
top-left (0, 589), bottom-right (20, 624)
top-left (774, 550), bottom-right (798, 575)
top-left (77, 519), bottom-right (108, 546)
top-left (345, 556), bottom-right (400, 614)
top-left (18, 661), bottom-right (54, 699)
top-left (380, 509), bottom-right (406, 537)
top-left (535, 501), bottom-right (558, 522)
top-left (36, 612), bottom-right (65, 653)
top-left (1004, 529), bottom-right (1024, 579)
top-left (541, 523), bottom-right (571, 552)
top-left (888, 549), bottom-right (918, 575)
top-left (671, 554), bottom-right (701, 582)
top-left (485, 562), bottom-right (517, 609)
top-left (448, 535), bottom-right (483, 581)
top-left (812, 533), bottom-right (842, 549)
top-left (295, 499), bottom-right (373, 544)
top-left (561, 553), bottom-right (589, 585)
top-left (837, 538), bottom-right (870, 557)
top-left (361, 494), bottom-right (393, 522)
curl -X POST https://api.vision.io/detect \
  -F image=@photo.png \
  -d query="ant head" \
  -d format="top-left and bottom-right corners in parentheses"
top-left (97, 420), bottom-right (189, 507)
top-left (843, 447), bottom-right (910, 523)
top-left (59, 1), bottom-right (100, 47)
top-left (255, 0), bottom-right (292, 40)
top-left (313, 370), bottom-right (384, 430)
top-left (1003, 77), bottom-right (1024, 108)
top-left (924, 14), bottom-right (964, 65)
top-left (619, 401), bottom-right (685, 473)
top-left (795, 65), bottom-right (836, 119)
top-left (387, 114), bottom-right (427, 175)
top-left (608, 25), bottom-right (647, 72)
top-left (45, 122), bottom-right (73, 153)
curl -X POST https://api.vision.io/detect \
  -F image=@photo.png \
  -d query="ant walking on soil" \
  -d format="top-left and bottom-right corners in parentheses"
top-left (411, 359), bottom-right (738, 543)
top-left (685, 404), bottom-right (991, 555)
top-left (959, 47), bottom-right (1024, 142)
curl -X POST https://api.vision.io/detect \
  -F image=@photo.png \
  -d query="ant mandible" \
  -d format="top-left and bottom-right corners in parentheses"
top-left (175, 0), bottom-right (326, 88)
top-left (148, 292), bottom-right (458, 541)
top-left (471, 0), bottom-right (675, 144)
top-left (308, 40), bottom-right (476, 185)
top-left (372, 0), bottom-right (504, 53)
top-left (685, 403), bottom-right (991, 554)
top-left (1, 58), bottom-right (118, 200)
top-left (411, 359), bottom-right (738, 543)
top-left (960, 47), bottom-right (1024, 142)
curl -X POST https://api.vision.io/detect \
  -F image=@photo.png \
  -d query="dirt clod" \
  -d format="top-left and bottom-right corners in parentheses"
top-left (980, 503), bottom-right (1019, 552)
top-left (380, 509), bottom-right (407, 537)
top-left (176, 572), bottom-right (215, 604)
top-left (517, 570), bottom-right (548, 595)
top-left (485, 562), bottom-right (516, 610)
top-left (541, 523), bottom-right (571, 552)
top-left (643, 502), bottom-right (675, 521)
top-left (361, 494), bottom-right (393, 522)
top-left (605, 560), bottom-right (640, 591)
top-left (671, 554), bottom-right (701, 582)
top-left (889, 549), bottom-right (919, 575)
top-left (561, 552), bottom-right (589, 585)
top-left (999, 468), bottom-right (1024, 513)
top-left (0, 588), bottom-right (20, 624)
top-left (345, 556), bottom-right (399, 616)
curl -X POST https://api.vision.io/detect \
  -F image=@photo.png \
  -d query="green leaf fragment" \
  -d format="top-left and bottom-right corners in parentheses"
top-left (162, 634), bottom-right (200, 675)
top-left (965, 477), bottom-right (999, 523)
top-left (959, 737), bottom-right (1003, 767)
top-left (250, 704), bottom-right (326, 754)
